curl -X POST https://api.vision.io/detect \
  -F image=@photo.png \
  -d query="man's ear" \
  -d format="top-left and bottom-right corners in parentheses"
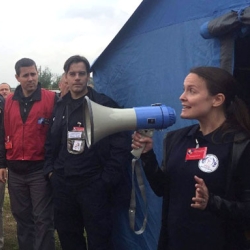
top-left (213, 93), bottom-right (225, 107)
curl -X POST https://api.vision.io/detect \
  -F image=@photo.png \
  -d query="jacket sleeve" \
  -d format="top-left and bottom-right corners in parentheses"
top-left (43, 106), bottom-right (58, 178)
top-left (93, 93), bottom-right (132, 187)
top-left (140, 149), bottom-right (168, 197)
top-left (0, 127), bottom-right (6, 168)
top-left (99, 130), bottom-right (132, 187)
top-left (207, 143), bottom-right (250, 226)
top-left (139, 129), bottom-right (178, 197)
top-left (44, 126), bottom-right (54, 178)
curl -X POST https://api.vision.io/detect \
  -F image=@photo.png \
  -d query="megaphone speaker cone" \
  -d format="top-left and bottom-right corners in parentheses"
top-left (83, 96), bottom-right (137, 147)
top-left (83, 96), bottom-right (176, 148)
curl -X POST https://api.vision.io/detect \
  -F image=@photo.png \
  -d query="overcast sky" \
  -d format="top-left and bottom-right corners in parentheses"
top-left (0, 0), bottom-right (142, 87)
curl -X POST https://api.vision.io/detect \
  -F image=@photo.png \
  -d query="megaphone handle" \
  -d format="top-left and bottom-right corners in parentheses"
top-left (131, 129), bottom-right (154, 159)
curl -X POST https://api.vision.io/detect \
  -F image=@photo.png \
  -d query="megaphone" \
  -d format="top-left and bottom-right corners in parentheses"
top-left (83, 96), bottom-right (176, 150)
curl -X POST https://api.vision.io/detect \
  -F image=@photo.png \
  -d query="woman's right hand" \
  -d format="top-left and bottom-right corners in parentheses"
top-left (131, 131), bottom-right (153, 154)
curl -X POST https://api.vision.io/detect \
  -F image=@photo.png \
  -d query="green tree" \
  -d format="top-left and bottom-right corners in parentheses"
top-left (38, 66), bottom-right (60, 90)
top-left (52, 75), bottom-right (61, 89)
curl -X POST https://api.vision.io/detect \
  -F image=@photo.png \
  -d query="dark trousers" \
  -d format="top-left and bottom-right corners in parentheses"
top-left (8, 168), bottom-right (55, 250)
top-left (51, 173), bottom-right (114, 250)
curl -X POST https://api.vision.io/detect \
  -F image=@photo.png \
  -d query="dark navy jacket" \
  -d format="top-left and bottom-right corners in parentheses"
top-left (141, 124), bottom-right (250, 250)
top-left (44, 87), bottom-right (131, 190)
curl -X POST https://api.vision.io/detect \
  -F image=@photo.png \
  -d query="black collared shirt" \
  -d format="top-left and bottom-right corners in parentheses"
top-left (12, 83), bottom-right (42, 123)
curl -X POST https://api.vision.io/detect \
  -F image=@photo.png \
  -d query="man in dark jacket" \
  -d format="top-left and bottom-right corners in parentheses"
top-left (44, 55), bottom-right (131, 250)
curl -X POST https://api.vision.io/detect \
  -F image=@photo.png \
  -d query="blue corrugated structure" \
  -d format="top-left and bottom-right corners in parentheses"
top-left (90, 0), bottom-right (250, 249)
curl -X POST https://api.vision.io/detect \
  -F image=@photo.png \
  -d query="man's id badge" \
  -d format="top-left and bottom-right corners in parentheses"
top-left (67, 127), bottom-right (85, 154)
top-left (185, 147), bottom-right (207, 160)
top-left (5, 141), bottom-right (12, 149)
top-left (5, 136), bottom-right (12, 149)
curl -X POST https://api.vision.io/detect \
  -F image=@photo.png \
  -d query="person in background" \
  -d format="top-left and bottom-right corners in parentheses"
top-left (132, 66), bottom-right (250, 250)
top-left (0, 83), bottom-right (11, 99)
top-left (87, 77), bottom-right (94, 88)
top-left (58, 73), bottom-right (69, 97)
top-left (0, 82), bottom-right (11, 250)
top-left (0, 58), bottom-right (56, 250)
top-left (44, 55), bottom-right (130, 250)
top-left (0, 95), bottom-right (5, 250)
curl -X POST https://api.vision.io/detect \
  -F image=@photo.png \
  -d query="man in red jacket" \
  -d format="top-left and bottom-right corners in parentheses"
top-left (0, 58), bottom-right (56, 250)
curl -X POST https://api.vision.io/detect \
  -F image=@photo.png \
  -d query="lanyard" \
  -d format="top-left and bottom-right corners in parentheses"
top-left (129, 158), bottom-right (148, 235)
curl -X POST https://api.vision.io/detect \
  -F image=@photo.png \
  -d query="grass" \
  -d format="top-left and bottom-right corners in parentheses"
top-left (3, 184), bottom-right (62, 249)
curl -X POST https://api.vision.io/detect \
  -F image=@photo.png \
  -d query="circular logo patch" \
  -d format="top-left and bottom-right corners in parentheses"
top-left (198, 154), bottom-right (219, 173)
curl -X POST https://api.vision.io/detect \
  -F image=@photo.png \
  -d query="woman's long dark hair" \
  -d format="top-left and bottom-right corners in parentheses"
top-left (190, 66), bottom-right (250, 138)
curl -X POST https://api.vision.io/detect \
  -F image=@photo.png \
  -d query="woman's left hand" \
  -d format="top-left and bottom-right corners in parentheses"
top-left (191, 175), bottom-right (209, 210)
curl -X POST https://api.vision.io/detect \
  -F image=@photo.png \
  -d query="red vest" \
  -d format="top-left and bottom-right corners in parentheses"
top-left (4, 89), bottom-right (55, 161)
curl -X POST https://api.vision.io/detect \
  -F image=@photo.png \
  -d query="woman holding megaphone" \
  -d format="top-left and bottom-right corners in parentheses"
top-left (132, 66), bottom-right (250, 250)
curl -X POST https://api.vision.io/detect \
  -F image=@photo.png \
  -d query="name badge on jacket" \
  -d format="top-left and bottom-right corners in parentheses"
top-left (185, 147), bottom-right (207, 160)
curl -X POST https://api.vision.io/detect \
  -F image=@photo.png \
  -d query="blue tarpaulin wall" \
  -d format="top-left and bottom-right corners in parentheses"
top-left (91, 0), bottom-right (250, 249)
